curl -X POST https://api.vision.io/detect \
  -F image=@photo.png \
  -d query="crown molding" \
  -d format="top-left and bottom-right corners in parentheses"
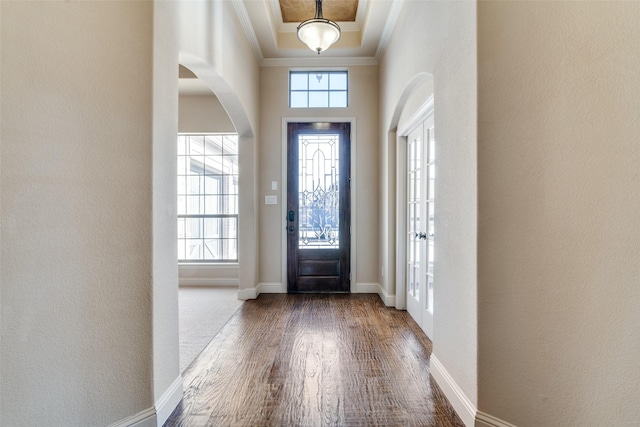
top-left (231, 0), bottom-right (264, 62)
top-left (261, 56), bottom-right (378, 68)
top-left (375, 0), bottom-right (405, 59)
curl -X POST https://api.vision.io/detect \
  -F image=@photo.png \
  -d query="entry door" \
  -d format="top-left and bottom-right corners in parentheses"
top-left (406, 118), bottom-right (434, 339)
top-left (287, 122), bottom-right (351, 293)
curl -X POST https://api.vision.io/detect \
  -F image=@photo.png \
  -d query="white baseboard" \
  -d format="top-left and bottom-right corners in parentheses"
top-left (475, 412), bottom-right (519, 427)
top-left (257, 282), bottom-right (285, 294)
top-left (179, 278), bottom-right (239, 287)
top-left (108, 408), bottom-right (156, 427)
top-left (430, 355), bottom-right (477, 427)
top-left (354, 282), bottom-right (380, 293)
top-left (238, 287), bottom-right (258, 300)
top-left (155, 376), bottom-right (184, 427)
top-left (376, 284), bottom-right (396, 307)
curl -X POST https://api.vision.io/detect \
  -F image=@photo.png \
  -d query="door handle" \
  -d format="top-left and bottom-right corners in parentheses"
top-left (288, 210), bottom-right (295, 222)
top-left (289, 226), bottom-right (295, 233)
top-left (414, 232), bottom-right (427, 240)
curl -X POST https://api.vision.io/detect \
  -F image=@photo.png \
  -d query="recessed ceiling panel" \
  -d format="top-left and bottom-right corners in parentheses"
top-left (279, 0), bottom-right (358, 23)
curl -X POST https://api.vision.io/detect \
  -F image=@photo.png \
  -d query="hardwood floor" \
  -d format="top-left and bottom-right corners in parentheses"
top-left (165, 294), bottom-right (464, 427)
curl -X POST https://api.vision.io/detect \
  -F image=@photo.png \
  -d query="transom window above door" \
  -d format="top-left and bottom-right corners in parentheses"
top-left (289, 71), bottom-right (348, 108)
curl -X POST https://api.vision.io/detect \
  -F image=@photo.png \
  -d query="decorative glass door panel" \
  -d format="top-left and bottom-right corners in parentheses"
top-left (298, 134), bottom-right (340, 249)
top-left (287, 123), bottom-right (351, 293)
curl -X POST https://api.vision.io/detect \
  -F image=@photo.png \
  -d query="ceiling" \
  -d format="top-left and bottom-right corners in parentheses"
top-left (179, 0), bottom-right (402, 95)
top-left (279, 0), bottom-right (359, 23)
top-left (242, 0), bottom-right (402, 61)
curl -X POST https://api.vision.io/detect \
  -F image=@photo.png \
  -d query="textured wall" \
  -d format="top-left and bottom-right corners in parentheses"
top-left (477, 2), bottom-right (640, 425)
top-left (258, 65), bottom-right (380, 287)
top-left (1, 2), bottom-right (154, 425)
top-left (179, 94), bottom-right (236, 134)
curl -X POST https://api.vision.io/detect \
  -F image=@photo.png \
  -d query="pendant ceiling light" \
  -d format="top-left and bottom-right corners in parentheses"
top-left (296, 0), bottom-right (341, 54)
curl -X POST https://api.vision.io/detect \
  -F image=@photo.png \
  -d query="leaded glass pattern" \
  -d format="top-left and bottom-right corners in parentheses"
top-left (298, 133), bottom-right (340, 249)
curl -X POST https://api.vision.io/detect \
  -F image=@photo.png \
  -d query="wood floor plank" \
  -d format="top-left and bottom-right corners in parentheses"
top-left (165, 294), bottom-right (464, 427)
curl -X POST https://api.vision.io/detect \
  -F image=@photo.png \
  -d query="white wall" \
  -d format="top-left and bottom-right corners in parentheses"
top-left (379, 0), bottom-right (478, 418)
top-left (477, 2), bottom-right (640, 425)
top-left (1, 2), bottom-right (155, 425)
top-left (178, 94), bottom-right (235, 134)
top-left (152, 0), bottom-right (182, 422)
top-left (258, 65), bottom-right (379, 291)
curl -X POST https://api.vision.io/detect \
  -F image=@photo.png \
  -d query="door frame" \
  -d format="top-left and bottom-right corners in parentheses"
top-left (396, 95), bottom-right (434, 310)
top-left (281, 117), bottom-right (357, 293)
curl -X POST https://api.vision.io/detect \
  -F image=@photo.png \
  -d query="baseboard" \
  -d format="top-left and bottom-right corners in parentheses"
top-left (354, 282), bottom-right (379, 293)
top-left (238, 287), bottom-right (258, 300)
top-left (430, 355), bottom-right (477, 427)
top-left (178, 278), bottom-right (239, 287)
top-left (376, 284), bottom-right (396, 307)
top-left (257, 282), bottom-right (285, 294)
top-left (108, 408), bottom-right (156, 427)
top-left (475, 412), bottom-right (519, 427)
top-left (155, 375), bottom-right (184, 427)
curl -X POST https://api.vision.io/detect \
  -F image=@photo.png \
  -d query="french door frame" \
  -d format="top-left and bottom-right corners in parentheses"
top-left (281, 117), bottom-right (357, 293)
top-left (396, 96), bottom-right (434, 332)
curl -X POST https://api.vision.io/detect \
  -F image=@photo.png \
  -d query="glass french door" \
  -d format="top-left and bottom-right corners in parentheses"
top-left (407, 117), bottom-right (434, 339)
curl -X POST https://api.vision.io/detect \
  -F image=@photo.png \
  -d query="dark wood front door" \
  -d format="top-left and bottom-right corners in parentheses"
top-left (287, 122), bottom-right (351, 293)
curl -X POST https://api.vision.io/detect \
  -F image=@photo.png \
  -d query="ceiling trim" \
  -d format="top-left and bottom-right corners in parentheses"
top-left (261, 57), bottom-right (378, 68)
top-left (231, 0), bottom-right (264, 61)
top-left (375, 0), bottom-right (405, 60)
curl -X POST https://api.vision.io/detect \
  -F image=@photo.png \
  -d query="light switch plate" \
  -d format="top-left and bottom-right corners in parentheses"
top-left (271, 181), bottom-right (278, 191)
top-left (264, 195), bottom-right (277, 205)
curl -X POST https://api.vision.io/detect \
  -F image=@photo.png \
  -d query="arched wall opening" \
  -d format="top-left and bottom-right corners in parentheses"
top-left (385, 72), bottom-right (434, 310)
top-left (178, 54), bottom-right (258, 299)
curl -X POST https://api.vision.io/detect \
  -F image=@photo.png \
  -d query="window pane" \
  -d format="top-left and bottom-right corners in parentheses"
top-left (177, 136), bottom-right (187, 155)
top-left (204, 218), bottom-right (221, 238)
top-left (186, 239), bottom-right (203, 259)
top-left (290, 73), bottom-right (308, 90)
top-left (309, 73), bottom-right (329, 90)
top-left (204, 240), bottom-right (220, 260)
top-left (177, 176), bottom-right (186, 196)
top-left (188, 136), bottom-right (204, 155)
top-left (223, 239), bottom-right (237, 260)
top-left (177, 196), bottom-right (186, 215)
top-left (309, 91), bottom-right (329, 108)
top-left (177, 156), bottom-right (187, 175)
top-left (204, 135), bottom-right (223, 155)
top-left (290, 91), bottom-right (307, 108)
top-left (224, 175), bottom-right (238, 195)
top-left (185, 218), bottom-right (202, 238)
top-left (330, 72), bottom-right (347, 90)
top-left (187, 176), bottom-right (202, 195)
top-left (177, 218), bottom-right (186, 238)
top-left (186, 195), bottom-right (203, 215)
top-left (222, 217), bottom-right (237, 238)
top-left (329, 91), bottom-right (347, 108)
top-left (204, 196), bottom-right (221, 215)
top-left (204, 175), bottom-right (221, 195)
top-left (178, 239), bottom-right (186, 259)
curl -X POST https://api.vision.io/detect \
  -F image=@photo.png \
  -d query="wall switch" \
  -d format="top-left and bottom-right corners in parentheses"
top-left (271, 181), bottom-right (278, 191)
top-left (264, 195), bottom-right (277, 205)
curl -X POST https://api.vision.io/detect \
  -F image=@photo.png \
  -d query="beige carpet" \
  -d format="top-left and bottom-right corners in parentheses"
top-left (179, 286), bottom-right (244, 373)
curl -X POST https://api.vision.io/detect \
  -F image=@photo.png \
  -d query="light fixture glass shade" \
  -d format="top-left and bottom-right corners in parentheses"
top-left (297, 19), bottom-right (341, 54)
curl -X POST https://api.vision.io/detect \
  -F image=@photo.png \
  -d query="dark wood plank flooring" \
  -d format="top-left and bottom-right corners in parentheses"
top-left (165, 294), bottom-right (464, 426)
